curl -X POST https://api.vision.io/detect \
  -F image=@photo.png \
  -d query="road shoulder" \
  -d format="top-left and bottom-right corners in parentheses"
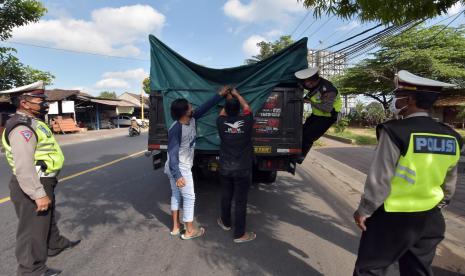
top-left (308, 146), bottom-right (465, 272)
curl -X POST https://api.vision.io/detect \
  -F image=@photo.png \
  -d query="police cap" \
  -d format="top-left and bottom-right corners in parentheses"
top-left (395, 70), bottom-right (455, 94)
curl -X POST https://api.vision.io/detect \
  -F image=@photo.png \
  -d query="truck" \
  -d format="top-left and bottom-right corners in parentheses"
top-left (148, 85), bottom-right (303, 183)
top-left (146, 35), bottom-right (308, 184)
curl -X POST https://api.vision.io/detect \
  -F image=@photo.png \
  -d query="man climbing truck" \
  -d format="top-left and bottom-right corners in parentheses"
top-left (146, 36), bottom-right (309, 183)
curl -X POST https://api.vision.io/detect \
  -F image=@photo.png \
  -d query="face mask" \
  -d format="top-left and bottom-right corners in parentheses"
top-left (26, 99), bottom-right (49, 115)
top-left (389, 97), bottom-right (407, 116)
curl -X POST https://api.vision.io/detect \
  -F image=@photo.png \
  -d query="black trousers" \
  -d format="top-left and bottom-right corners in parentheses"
top-left (302, 112), bottom-right (338, 157)
top-left (10, 176), bottom-right (70, 276)
top-left (354, 207), bottom-right (445, 276)
top-left (220, 170), bottom-right (252, 239)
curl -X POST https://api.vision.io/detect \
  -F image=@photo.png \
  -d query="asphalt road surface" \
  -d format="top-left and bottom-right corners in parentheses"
top-left (0, 134), bottom-right (463, 275)
top-left (317, 142), bottom-right (465, 223)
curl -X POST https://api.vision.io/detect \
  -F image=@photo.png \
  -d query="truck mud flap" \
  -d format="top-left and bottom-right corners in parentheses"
top-left (152, 151), bottom-right (167, 170)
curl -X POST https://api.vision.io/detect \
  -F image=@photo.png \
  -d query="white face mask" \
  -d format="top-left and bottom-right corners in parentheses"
top-left (389, 97), bottom-right (408, 116)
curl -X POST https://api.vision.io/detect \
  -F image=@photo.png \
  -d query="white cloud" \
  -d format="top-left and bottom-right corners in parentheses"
top-left (95, 78), bottom-right (130, 90)
top-left (95, 68), bottom-right (148, 92)
top-left (447, 2), bottom-right (463, 15)
top-left (242, 35), bottom-right (267, 56)
top-left (103, 68), bottom-right (148, 82)
top-left (265, 29), bottom-right (283, 38)
top-left (337, 21), bottom-right (360, 31)
top-left (12, 5), bottom-right (166, 57)
top-left (241, 29), bottom-right (284, 57)
top-left (223, 0), bottom-right (303, 23)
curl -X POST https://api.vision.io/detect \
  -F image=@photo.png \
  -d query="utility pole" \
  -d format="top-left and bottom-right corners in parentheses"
top-left (140, 92), bottom-right (145, 121)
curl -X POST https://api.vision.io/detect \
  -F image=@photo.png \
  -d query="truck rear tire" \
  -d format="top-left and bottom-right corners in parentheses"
top-left (253, 170), bottom-right (277, 184)
top-left (262, 171), bottom-right (277, 184)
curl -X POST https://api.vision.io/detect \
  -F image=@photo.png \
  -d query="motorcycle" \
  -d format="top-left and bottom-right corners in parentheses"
top-left (128, 126), bottom-right (140, 137)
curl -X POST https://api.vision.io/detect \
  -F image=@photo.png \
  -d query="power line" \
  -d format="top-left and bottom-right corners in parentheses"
top-left (307, 15), bottom-right (336, 39)
top-left (318, 29), bottom-right (341, 48)
top-left (2, 40), bottom-right (254, 68)
top-left (311, 21), bottom-right (421, 77)
top-left (320, 24), bottom-right (383, 51)
top-left (4, 41), bottom-right (150, 62)
top-left (430, 9), bottom-right (465, 40)
top-left (291, 11), bottom-right (311, 37)
top-left (296, 18), bottom-right (318, 38)
top-left (322, 24), bottom-right (360, 47)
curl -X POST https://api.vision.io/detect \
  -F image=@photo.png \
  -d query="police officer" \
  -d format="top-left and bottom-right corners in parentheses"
top-left (1, 81), bottom-right (80, 276)
top-left (353, 70), bottom-right (463, 275)
top-left (294, 67), bottom-right (342, 164)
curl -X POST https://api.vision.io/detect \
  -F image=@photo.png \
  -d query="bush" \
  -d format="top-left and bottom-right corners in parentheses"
top-left (348, 101), bottom-right (366, 127)
top-left (334, 117), bottom-right (349, 133)
top-left (365, 102), bottom-right (386, 127)
top-left (347, 101), bottom-right (386, 127)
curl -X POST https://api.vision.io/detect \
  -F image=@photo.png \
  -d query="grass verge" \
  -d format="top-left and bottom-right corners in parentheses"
top-left (328, 127), bottom-right (377, 145)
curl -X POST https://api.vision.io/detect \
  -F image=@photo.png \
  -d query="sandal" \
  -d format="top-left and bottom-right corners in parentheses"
top-left (234, 232), bottom-right (256, 243)
top-left (181, 227), bottom-right (205, 240)
top-left (217, 218), bottom-right (231, 231)
top-left (170, 224), bottom-right (185, 236)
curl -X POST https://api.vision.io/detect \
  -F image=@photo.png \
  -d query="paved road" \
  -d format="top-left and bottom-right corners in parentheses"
top-left (0, 135), bottom-right (463, 275)
top-left (316, 140), bottom-right (465, 221)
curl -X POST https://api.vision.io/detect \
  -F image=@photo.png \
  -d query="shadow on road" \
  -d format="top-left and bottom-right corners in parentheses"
top-left (55, 153), bottom-right (171, 238)
top-left (53, 152), bottom-right (360, 274)
top-left (317, 146), bottom-right (465, 224)
top-left (50, 150), bottom-right (463, 275)
top-left (190, 166), bottom-right (359, 275)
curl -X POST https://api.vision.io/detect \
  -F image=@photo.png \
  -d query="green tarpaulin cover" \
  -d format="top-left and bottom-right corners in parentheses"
top-left (149, 35), bottom-right (308, 150)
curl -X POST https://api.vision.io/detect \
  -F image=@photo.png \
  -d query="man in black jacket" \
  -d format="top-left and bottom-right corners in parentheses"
top-left (216, 87), bottom-right (256, 243)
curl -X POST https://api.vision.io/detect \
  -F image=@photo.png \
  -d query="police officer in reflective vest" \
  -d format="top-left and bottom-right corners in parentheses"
top-left (353, 71), bottom-right (463, 275)
top-left (294, 67), bottom-right (342, 164)
top-left (1, 81), bottom-right (80, 276)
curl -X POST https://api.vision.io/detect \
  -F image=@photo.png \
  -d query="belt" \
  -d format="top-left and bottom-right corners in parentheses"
top-left (35, 166), bottom-right (60, 178)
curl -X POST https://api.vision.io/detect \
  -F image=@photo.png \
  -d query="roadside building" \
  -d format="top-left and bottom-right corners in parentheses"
top-left (74, 92), bottom-right (137, 130)
top-left (433, 91), bottom-right (465, 128)
top-left (118, 92), bottom-right (149, 119)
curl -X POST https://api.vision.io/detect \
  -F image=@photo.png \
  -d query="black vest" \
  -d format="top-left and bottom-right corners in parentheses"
top-left (377, 116), bottom-right (463, 156)
top-left (3, 113), bottom-right (37, 146)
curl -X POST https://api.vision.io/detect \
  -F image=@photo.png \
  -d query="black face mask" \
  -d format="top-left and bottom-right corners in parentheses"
top-left (26, 99), bottom-right (49, 115)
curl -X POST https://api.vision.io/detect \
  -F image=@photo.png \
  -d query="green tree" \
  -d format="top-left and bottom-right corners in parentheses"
top-left (142, 77), bottom-right (150, 94)
top-left (348, 101), bottom-right (366, 127)
top-left (299, 0), bottom-right (464, 24)
top-left (0, 47), bottom-right (54, 89)
top-left (365, 102), bottom-right (386, 127)
top-left (0, 0), bottom-right (54, 90)
top-left (0, 0), bottom-right (46, 40)
top-left (334, 25), bottom-right (465, 110)
top-left (245, 35), bottom-right (294, 64)
top-left (98, 91), bottom-right (117, 99)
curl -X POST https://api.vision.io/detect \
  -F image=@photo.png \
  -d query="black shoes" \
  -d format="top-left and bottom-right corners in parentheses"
top-left (42, 268), bottom-right (62, 276)
top-left (48, 240), bottom-right (81, 257)
top-left (296, 156), bottom-right (305, 164)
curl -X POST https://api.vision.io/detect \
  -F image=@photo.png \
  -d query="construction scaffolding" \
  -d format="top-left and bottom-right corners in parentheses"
top-left (307, 49), bottom-right (347, 78)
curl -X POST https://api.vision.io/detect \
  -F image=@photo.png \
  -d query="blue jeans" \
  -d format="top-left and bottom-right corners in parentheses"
top-left (168, 169), bottom-right (195, 223)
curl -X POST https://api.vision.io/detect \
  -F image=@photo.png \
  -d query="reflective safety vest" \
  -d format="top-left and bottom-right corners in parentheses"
top-left (2, 114), bottom-right (64, 175)
top-left (377, 117), bottom-right (463, 212)
top-left (310, 91), bottom-right (342, 117)
top-left (307, 78), bottom-right (342, 117)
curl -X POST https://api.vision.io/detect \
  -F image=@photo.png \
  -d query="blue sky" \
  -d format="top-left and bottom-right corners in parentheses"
top-left (1, 0), bottom-right (464, 96)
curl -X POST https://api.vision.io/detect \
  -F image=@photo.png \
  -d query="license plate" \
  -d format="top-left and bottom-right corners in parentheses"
top-left (254, 146), bottom-right (272, 154)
